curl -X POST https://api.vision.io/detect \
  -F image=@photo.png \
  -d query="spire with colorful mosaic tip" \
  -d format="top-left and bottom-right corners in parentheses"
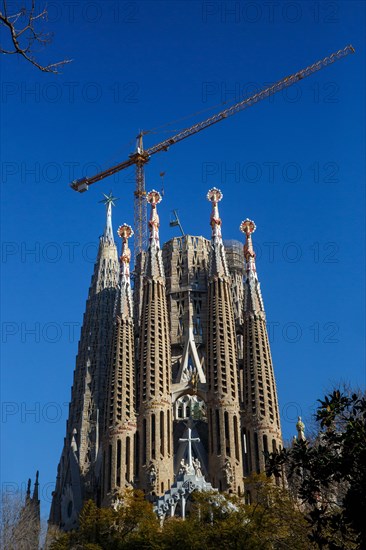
top-left (117, 224), bottom-right (134, 285)
top-left (207, 187), bottom-right (223, 242)
top-left (240, 218), bottom-right (257, 276)
top-left (146, 189), bottom-right (162, 247)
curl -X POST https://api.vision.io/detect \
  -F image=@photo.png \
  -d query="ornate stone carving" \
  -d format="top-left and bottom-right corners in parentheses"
top-left (147, 462), bottom-right (157, 490)
top-left (223, 459), bottom-right (234, 488)
top-left (296, 416), bottom-right (306, 441)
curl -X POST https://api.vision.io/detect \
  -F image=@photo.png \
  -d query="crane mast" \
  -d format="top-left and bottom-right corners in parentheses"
top-left (71, 45), bottom-right (354, 261)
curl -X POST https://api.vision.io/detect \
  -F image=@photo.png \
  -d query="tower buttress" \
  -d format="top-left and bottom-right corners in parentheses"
top-left (102, 224), bottom-right (137, 505)
top-left (206, 188), bottom-right (243, 494)
top-left (137, 191), bottom-right (174, 496)
top-left (240, 219), bottom-right (282, 477)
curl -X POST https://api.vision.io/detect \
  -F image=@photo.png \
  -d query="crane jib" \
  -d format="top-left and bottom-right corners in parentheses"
top-left (69, 44), bottom-right (354, 261)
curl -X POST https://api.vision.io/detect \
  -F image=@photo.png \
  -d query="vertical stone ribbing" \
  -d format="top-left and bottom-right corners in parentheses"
top-left (240, 219), bottom-right (282, 477)
top-left (76, 232), bottom-right (118, 477)
top-left (49, 197), bottom-right (119, 529)
top-left (137, 191), bottom-right (173, 496)
top-left (102, 224), bottom-right (136, 505)
top-left (206, 188), bottom-right (243, 494)
top-left (50, 189), bottom-right (287, 528)
top-left (162, 235), bottom-right (210, 382)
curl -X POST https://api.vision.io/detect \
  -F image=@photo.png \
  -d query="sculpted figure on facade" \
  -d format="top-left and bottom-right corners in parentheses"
top-left (193, 458), bottom-right (202, 477)
top-left (296, 416), bottom-right (306, 441)
top-left (223, 459), bottom-right (234, 488)
top-left (147, 462), bottom-right (157, 489)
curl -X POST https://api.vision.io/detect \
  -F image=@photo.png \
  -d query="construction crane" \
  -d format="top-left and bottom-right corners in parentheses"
top-left (170, 210), bottom-right (185, 236)
top-left (71, 45), bottom-right (354, 261)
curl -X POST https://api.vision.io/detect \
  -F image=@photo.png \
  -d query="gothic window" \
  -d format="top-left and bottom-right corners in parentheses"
top-left (160, 411), bottom-right (164, 456)
top-left (216, 410), bottom-right (221, 455)
top-left (254, 433), bottom-right (260, 473)
top-left (116, 439), bottom-right (121, 486)
top-left (108, 444), bottom-right (112, 491)
top-left (126, 437), bottom-right (130, 482)
top-left (151, 414), bottom-right (156, 460)
top-left (167, 410), bottom-right (171, 455)
top-left (234, 416), bottom-right (239, 461)
top-left (134, 432), bottom-right (139, 478)
top-left (224, 411), bottom-right (230, 456)
top-left (142, 419), bottom-right (147, 465)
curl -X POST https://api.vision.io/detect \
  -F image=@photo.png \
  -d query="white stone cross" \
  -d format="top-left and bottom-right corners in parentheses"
top-left (179, 426), bottom-right (200, 468)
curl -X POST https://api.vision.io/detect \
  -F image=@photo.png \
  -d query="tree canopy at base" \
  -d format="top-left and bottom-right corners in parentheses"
top-left (49, 389), bottom-right (366, 550)
top-left (49, 480), bottom-right (310, 550)
top-left (267, 390), bottom-right (366, 549)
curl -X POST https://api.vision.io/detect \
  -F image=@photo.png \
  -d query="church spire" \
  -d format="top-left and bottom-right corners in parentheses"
top-left (101, 221), bottom-right (136, 505)
top-left (240, 219), bottom-right (265, 316)
top-left (206, 188), bottom-right (244, 494)
top-left (147, 189), bottom-right (161, 247)
top-left (208, 187), bottom-right (223, 243)
top-left (25, 478), bottom-right (31, 503)
top-left (118, 224), bottom-right (133, 285)
top-left (49, 196), bottom-right (119, 528)
top-left (100, 192), bottom-right (119, 243)
top-left (207, 187), bottom-right (230, 278)
top-left (145, 190), bottom-right (165, 279)
top-left (239, 218), bottom-right (282, 477)
top-left (240, 218), bottom-right (257, 278)
top-left (114, 224), bottom-right (134, 320)
top-left (32, 470), bottom-right (40, 503)
top-left (138, 189), bottom-right (173, 496)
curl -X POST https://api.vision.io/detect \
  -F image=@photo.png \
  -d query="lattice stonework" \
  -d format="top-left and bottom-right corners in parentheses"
top-left (50, 191), bottom-right (285, 529)
top-left (240, 219), bottom-right (282, 477)
top-left (100, 223), bottom-right (137, 506)
top-left (137, 192), bottom-right (174, 497)
top-left (204, 189), bottom-right (244, 495)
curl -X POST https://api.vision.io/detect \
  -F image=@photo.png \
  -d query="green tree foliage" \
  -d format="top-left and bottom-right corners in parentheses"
top-left (176, 477), bottom-right (310, 549)
top-left (50, 479), bottom-right (310, 549)
top-left (267, 390), bottom-right (366, 549)
top-left (50, 490), bottom-right (160, 549)
top-left (49, 390), bottom-right (365, 549)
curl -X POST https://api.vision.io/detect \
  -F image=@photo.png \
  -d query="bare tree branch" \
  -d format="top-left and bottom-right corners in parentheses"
top-left (1, 491), bottom-right (40, 549)
top-left (0, 0), bottom-right (72, 73)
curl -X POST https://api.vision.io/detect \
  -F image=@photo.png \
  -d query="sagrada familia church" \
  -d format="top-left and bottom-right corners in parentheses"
top-left (48, 187), bottom-right (283, 529)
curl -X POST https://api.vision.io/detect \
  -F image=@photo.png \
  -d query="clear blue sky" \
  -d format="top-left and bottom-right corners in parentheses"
top-left (1, 0), bottom-right (365, 521)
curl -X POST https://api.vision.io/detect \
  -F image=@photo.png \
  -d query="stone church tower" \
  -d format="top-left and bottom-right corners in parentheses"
top-left (101, 223), bottom-right (137, 505)
top-left (49, 194), bottom-right (119, 529)
top-left (205, 188), bottom-right (243, 494)
top-left (49, 188), bottom-right (283, 528)
top-left (239, 219), bottom-right (282, 477)
top-left (137, 190), bottom-right (174, 496)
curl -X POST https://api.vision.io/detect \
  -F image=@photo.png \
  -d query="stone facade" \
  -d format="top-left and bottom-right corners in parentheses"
top-left (49, 199), bottom-right (119, 529)
top-left (49, 189), bottom-right (283, 528)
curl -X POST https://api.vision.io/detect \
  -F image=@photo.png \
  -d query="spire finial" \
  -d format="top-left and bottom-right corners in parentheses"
top-left (26, 478), bottom-right (31, 502)
top-left (99, 192), bottom-right (119, 242)
top-left (146, 190), bottom-right (162, 247)
top-left (240, 218), bottom-right (257, 275)
top-left (117, 224), bottom-right (134, 284)
top-left (207, 187), bottom-right (223, 241)
top-left (32, 470), bottom-right (39, 502)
